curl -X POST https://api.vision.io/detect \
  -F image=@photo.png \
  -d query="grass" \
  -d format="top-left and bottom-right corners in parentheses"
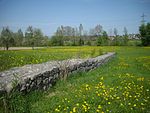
top-left (0, 46), bottom-right (150, 113)
top-left (0, 46), bottom-right (107, 72)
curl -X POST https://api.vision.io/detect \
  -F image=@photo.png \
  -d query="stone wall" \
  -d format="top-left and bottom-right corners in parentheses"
top-left (0, 52), bottom-right (115, 94)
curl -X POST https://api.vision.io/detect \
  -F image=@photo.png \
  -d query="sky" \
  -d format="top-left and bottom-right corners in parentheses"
top-left (0, 0), bottom-right (150, 36)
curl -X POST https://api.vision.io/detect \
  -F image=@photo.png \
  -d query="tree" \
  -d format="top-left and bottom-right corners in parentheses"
top-left (56, 27), bottom-right (63, 36)
top-left (0, 27), bottom-right (14, 50)
top-left (123, 27), bottom-right (128, 36)
top-left (89, 28), bottom-right (95, 36)
top-left (95, 24), bottom-right (103, 36)
top-left (139, 23), bottom-right (150, 46)
top-left (41, 36), bottom-right (49, 46)
top-left (79, 24), bottom-right (83, 36)
top-left (102, 31), bottom-right (109, 45)
top-left (15, 29), bottom-right (24, 46)
top-left (114, 28), bottom-right (118, 36)
top-left (78, 38), bottom-right (84, 46)
top-left (34, 28), bottom-right (43, 46)
top-left (123, 27), bottom-right (128, 45)
top-left (50, 36), bottom-right (64, 46)
top-left (96, 31), bottom-right (108, 46)
top-left (113, 28), bottom-right (119, 45)
top-left (96, 36), bottom-right (102, 46)
top-left (25, 26), bottom-right (35, 49)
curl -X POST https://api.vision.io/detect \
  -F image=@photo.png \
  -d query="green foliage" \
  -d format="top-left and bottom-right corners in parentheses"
top-left (0, 90), bottom-right (44, 113)
top-left (127, 40), bottom-right (141, 46)
top-left (0, 27), bottom-right (14, 50)
top-left (96, 31), bottom-right (109, 46)
top-left (86, 40), bottom-right (91, 46)
top-left (139, 23), bottom-right (150, 46)
top-left (0, 26), bottom-right (49, 49)
top-left (78, 38), bottom-right (84, 46)
top-left (112, 36), bottom-right (129, 46)
top-left (14, 29), bottom-right (24, 46)
top-left (50, 36), bottom-right (64, 46)
top-left (0, 25), bottom-right (134, 48)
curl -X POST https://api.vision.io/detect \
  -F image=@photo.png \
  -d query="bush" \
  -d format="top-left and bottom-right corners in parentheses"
top-left (139, 23), bottom-right (150, 46)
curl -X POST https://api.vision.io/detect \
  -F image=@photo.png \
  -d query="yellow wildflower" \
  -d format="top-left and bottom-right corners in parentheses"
top-left (55, 108), bottom-right (60, 112)
top-left (73, 107), bottom-right (76, 112)
top-left (116, 97), bottom-right (120, 99)
top-left (96, 109), bottom-right (100, 112)
top-left (98, 105), bottom-right (102, 109)
top-left (133, 104), bottom-right (136, 107)
top-left (76, 103), bottom-right (79, 106)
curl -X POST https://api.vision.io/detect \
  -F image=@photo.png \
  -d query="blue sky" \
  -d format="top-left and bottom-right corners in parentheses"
top-left (0, 0), bottom-right (150, 36)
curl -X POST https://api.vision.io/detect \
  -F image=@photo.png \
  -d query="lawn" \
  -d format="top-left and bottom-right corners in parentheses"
top-left (0, 46), bottom-right (150, 113)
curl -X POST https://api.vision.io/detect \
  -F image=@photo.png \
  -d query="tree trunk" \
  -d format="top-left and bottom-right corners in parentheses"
top-left (6, 44), bottom-right (9, 50)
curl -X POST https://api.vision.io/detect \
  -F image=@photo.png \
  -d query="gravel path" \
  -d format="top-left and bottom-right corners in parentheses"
top-left (0, 47), bottom-right (45, 50)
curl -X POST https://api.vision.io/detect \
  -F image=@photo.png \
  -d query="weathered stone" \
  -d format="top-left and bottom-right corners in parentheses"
top-left (0, 52), bottom-right (115, 94)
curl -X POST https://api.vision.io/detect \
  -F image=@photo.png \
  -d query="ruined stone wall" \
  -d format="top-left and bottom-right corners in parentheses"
top-left (0, 52), bottom-right (115, 94)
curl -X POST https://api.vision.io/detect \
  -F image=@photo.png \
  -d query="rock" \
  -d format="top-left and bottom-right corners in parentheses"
top-left (0, 52), bottom-right (116, 94)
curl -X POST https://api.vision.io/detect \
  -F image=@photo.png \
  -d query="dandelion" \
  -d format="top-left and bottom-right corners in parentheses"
top-left (76, 103), bottom-right (79, 106)
top-left (128, 103), bottom-right (131, 105)
top-left (98, 105), bottom-right (102, 109)
top-left (96, 109), bottom-right (100, 112)
top-left (129, 95), bottom-right (132, 98)
top-left (133, 104), bottom-right (136, 107)
top-left (136, 98), bottom-right (139, 101)
top-left (55, 108), bottom-right (60, 112)
top-left (100, 77), bottom-right (104, 80)
top-left (146, 89), bottom-right (149, 92)
top-left (120, 103), bottom-right (123, 106)
top-left (116, 97), bottom-right (120, 99)
top-left (73, 107), bottom-right (76, 112)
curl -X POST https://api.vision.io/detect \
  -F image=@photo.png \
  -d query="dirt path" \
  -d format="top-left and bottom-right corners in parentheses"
top-left (0, 47), bottom-right (45, 50)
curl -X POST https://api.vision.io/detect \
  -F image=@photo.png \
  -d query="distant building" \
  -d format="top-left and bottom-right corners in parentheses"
top-left (128, 34), bottom-right (140, 40)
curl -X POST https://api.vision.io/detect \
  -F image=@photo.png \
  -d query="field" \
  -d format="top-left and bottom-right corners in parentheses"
top-left (0, 46), bottom-right (113, 72)
top-left (0, 46), bottom-right (150, 113)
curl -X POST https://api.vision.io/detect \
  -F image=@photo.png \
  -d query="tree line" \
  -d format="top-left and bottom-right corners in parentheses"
top-left (50, 24), bottom-right (129, 46)
top-left (0, 23), bottom-right (149, 50)
top-left (0, 26), bottom-right (49, 50)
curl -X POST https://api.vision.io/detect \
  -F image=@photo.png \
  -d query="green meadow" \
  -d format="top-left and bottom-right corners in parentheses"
top-left (0, 46), bottom-right (150, 113)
